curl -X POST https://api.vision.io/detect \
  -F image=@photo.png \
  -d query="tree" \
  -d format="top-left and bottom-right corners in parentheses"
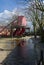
top-left (34, 0), bottom-right (44, 42)
top-left (23, 0), bottom-right (44, 42)
top-left (9, 15), bottom-right (18, 37)
top-left (35, 0), bottom-right (44, 11)
top-left (18, 0), bottom-right (44, 42)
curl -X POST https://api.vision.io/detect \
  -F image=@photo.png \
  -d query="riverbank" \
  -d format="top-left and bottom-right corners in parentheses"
top-left (0, 36), bottom-right (32, 42)
top-left (0, 36), bottom-right (41, 65)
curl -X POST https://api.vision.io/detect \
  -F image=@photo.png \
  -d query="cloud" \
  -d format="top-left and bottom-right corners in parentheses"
top-left (0, 8), bottom-right (32, 28)
top-left (0, 8), bottom-right (23, 26)
top-left (0, 10), bottom-right (14, 19)
top-left (0, 7), bottom-right (26, 26)
top-left (43, 1), bottom-right (44, 3)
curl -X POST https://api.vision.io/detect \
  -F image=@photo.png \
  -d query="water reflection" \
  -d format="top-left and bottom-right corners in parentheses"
top-left (16, 39), bottom-right (27, 58)
top-left (0, 38), bottom-right (40, 65)
top-left (28, 39), bottom-right (34, 49)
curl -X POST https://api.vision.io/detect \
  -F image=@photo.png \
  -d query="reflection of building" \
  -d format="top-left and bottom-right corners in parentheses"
top-left (0, 16), bottom-right (30, 36)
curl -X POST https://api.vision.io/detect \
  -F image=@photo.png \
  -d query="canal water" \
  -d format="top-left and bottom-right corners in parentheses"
top-left (0, 37), bottom-right (44, 65)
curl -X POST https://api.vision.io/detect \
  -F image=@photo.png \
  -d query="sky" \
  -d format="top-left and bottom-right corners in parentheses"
top-left (0, 0), bottom-right (44, 30)
top-left (0, 0), bottom-right (17, 12)
top-left (0, 0), bottom-right (29, 12)
top-left (0, 0), bottom-right (31, 26)
top-left (0, 0), bottom-right (24, 25)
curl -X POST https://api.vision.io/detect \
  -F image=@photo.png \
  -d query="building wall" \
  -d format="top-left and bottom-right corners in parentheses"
top-left (22, 16), bottom-right (26, 26)
top-left (17, 16), bottom-right (26, 26)
top-left (13, 16), bottom-right (27, 26)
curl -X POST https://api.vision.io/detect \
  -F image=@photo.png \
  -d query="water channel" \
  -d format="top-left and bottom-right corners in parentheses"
top-left (0, 37), bottom-right (44, 65)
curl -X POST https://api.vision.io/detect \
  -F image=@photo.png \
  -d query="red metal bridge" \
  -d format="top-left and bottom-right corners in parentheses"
top-left (0, 16), bottom-right (30, 37)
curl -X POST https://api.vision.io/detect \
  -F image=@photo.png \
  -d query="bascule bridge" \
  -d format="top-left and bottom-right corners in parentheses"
top-left (0, 16), bottom-right (30, 37)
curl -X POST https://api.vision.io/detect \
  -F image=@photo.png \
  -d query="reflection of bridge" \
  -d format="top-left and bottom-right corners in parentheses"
top-left (0, 16), bottom-right (30, 37)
